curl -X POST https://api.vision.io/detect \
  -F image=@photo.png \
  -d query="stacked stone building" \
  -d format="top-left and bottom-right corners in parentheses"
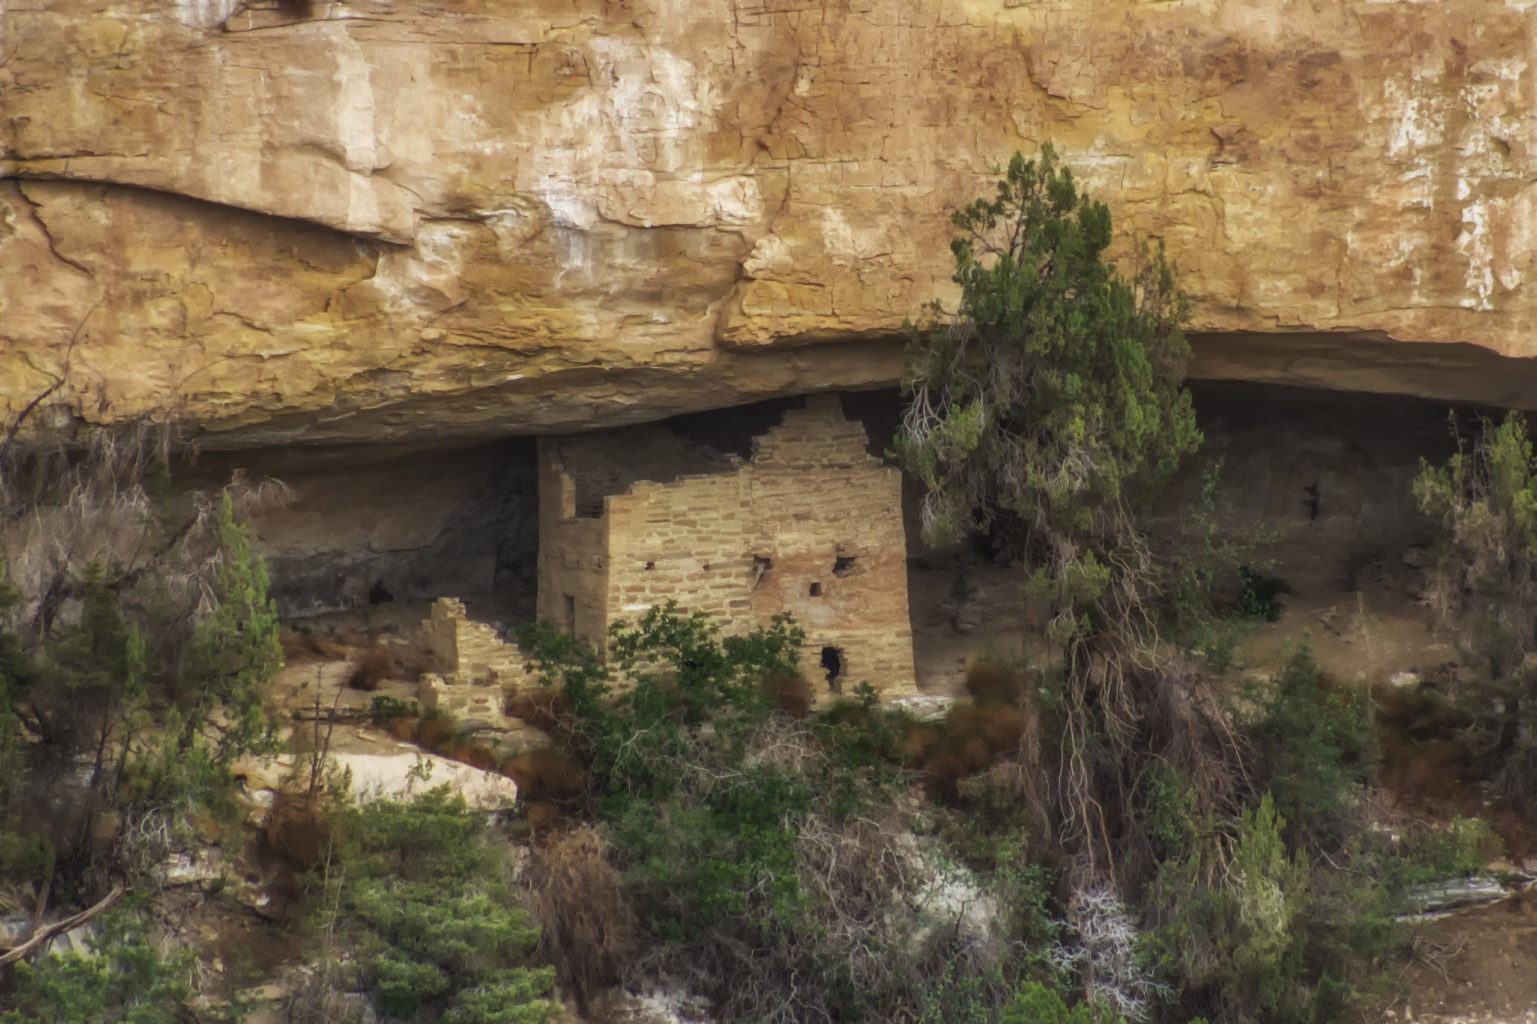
top-left (536, 396), bottom-right (917, 700)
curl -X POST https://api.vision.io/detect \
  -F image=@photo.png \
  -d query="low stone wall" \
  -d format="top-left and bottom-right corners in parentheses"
top-left (418, 598), bottom-right (532, 729)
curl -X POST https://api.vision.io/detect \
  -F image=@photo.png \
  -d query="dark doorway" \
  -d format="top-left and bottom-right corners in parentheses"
top-left (820, 646), bottom-right (844, 692)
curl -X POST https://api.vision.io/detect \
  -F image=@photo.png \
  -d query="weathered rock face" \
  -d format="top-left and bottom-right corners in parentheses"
top-left (5, 0), bottom-right (1537, 445)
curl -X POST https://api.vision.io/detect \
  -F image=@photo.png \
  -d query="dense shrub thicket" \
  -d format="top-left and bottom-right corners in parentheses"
top-left (515, 606), bottom-right (1039, 1024)
top-left (514, 601), bottom-right (1486, 1024)
top-left (336, 791), bottom-right (557, 1024)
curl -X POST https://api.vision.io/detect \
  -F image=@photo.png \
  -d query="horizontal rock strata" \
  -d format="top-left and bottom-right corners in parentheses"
top-left (4, 0), bottom-right (1537, 444)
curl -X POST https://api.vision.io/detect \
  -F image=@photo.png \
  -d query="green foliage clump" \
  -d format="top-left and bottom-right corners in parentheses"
top-left (1415, 412), bottom-right (1537, 801)
top-left (1149, 795), bottom-right (1311, 1024)
top-left (1164, 460), bottom-right (1254, 670)
top-left (182, 493), bottom-right (282, 758)
top-left (340, 789), bottom-right (557, 1024)
top-left (522, 606), bottom-right (820, 970)
top-left (1234, 568), bottom-right (1284, 623)
top-left (896, 143), bottom-right (1199, 548)
top-left (1247, 645), bottom-right (1372, 854)
top-left (519, 605), bottom-right (1058, 1024)
top-left (1391, 815), bottom-right (1498, 887)
top-left (370, 695), bottom-right (420, 722)
top-left (1152, 651), bottom-right (1410, 1024)
top-left (0, 900), bottom-right (194, 1024)
top-left (1001, 981), bottom-right (1113, 1024)
top-left (0, 439), bottom-right (284, 905)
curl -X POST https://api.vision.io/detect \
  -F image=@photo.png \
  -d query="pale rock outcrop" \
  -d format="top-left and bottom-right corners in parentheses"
top-left (234, 749), bottom-right (520, 811)
top-left (5, 0), bottom-right (1537, 444)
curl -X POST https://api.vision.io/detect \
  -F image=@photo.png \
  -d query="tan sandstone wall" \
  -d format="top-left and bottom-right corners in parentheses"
top-left (5, 0), bottom-right (1537, 446)
top-left (605, 475), bottom-right (754, 633)
top-left (746, 400), bottom-right (916, 697)
top-left (540, 398), bottom-right (915, 698)
top-left (536, 451), bottom-right (610, 653)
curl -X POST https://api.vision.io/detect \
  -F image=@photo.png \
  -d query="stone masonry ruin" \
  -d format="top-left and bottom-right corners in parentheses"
top-left (418, 597), bottom-right (532, 730)
top-left (536, 395), bottom-right (918, 700)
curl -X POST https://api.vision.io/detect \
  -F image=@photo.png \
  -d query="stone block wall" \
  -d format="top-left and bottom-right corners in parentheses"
top-left (605, 473), bottom-right (753, 629)
top-left (746, 399), bottom-right (915, 697)
top-left (537, 396), bottom-right (917, 700)
top-left (418, 597), bottom-right (531, 729)
top-left (536, 451), bottom-right (609, 653)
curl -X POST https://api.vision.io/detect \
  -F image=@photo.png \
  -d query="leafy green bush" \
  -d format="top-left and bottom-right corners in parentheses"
top-left (1150, 794), bottom-right (1311, 1024)
top-left (519, 605), bottom-right (1065, 1023)
top-left (895, 144), bottom-right (1221, 874)
top-left (1150, 647), bottom-right (1414, 1024)
top-left (370, 695), bottom-right (419, 722)
top-left (0, 460), bottom-right (283, 899)
top-left (895, 143), bottom-right (1199, 548)
top-left (182, 493), bottom-right (282, 758)
top-left (1392, 816), bottom-right (1498, 886)
top-left (1001, 981), bottom-right (1115, 1024)
top-left (1235, 568), bottom-right (1284, 622)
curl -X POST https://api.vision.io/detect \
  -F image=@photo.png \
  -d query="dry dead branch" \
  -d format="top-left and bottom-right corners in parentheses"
top-left (0, 886), bottom-right (124, 966)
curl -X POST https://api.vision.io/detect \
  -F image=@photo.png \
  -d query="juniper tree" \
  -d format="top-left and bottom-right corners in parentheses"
top-left (182, 492), bottom-right (281, 759)
top-left (896, 144), bottom-right (1206, 875)
top-left (1415, 412), bottom-right (1537, 802)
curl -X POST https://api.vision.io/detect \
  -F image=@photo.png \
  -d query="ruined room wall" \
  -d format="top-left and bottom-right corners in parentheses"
top-left (746, 398), bottom-right (917, 698)
top-left (535, 446), bottom-right (608, 653)
top-left (603, 474), bottom-right (754, 638)
top-left (419, 597), bottom-right (530, 729)
top-left (538, 396), bottom-right (916, 698)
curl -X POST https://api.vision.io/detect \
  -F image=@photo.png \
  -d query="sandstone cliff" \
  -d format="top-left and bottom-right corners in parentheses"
top-left (4, 0), bottom-right (1537, 445)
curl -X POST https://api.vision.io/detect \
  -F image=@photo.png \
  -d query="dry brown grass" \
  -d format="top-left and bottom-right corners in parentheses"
top-left (519, 800), bottom-right (564, 833)
top-left (263, 791), bottom-right (333, 872)
top-left (760, 673), bottom-right (813, 718)
top-left (443, 739), bottom-right (499, 771)
top-left (508, 688), bottom-right (580, 745)
top-left (916, 701), bottom-right (1035, 800)
top-left (901, 721), bottom-right (940, 763)
top-left (280, 631), bottom-right (350, 662)
top-left (413, 710), bottom-right (457, 752)
top-left (1378, 735), bottom-right (1480, 818)
top-left (965, 660), bottom-right (1025, 706)
top-left (501, 747), bottom-right (588, 802)
top-left (346, 646), bottom-right (393, 692)
top-left (521, 825), bottom-right (637, 1016)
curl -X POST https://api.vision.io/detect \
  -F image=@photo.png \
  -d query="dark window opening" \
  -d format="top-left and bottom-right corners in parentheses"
top-left (644, 561), bottom-right (655, 570)
top-left (809, 582), bottom-right (822, 597)
top-left (562, 594), bottom-right (576, 632)
top-left (832, 555), bottom-right (857, 577)
top-left (368, 580), bottom-right (393, 605)
top-left (753, 555), bottom-right (772, 587)
top-left (820, 646), bottom-right (844, 692)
